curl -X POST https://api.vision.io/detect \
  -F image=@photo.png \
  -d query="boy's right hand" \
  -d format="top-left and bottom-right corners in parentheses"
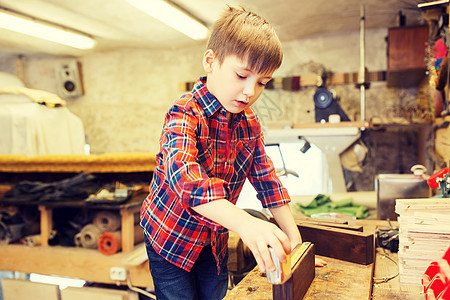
top-left (190, 199), bottom-right (291, 273)
top-left (235, 216), bottom-right (291, 273)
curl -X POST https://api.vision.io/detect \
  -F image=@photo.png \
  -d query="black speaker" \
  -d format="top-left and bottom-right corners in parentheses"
top-left (313, 87), bottom-right (350, 123)
top-left (55, 61), bottom-right (84, 98)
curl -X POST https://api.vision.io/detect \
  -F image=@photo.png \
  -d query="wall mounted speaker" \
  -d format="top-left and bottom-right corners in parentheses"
top-left (55, 60), bottom-right (84, 98)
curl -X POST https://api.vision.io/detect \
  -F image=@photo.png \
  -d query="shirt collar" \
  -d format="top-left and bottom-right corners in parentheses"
top-left (192, 77), bottom-right (245, 123)
top-left (192, 77), bottom-right (222, 117)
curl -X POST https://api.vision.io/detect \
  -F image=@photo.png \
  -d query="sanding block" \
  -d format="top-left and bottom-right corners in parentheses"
top-left (266, 242), bottom-right (312, 284)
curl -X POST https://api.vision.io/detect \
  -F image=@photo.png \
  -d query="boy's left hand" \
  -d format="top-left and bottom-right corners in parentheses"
top-left (315, 257), bottom-right (327, 267)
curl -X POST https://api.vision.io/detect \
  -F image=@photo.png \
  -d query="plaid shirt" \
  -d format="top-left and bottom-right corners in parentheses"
top-left (140, 77), bottom-right (290, 273)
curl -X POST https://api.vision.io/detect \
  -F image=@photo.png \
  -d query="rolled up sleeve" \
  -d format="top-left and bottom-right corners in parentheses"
top-left (161, 105), bottom-right (228, 231)
top-left (248, 128), bottom-right (291, 208)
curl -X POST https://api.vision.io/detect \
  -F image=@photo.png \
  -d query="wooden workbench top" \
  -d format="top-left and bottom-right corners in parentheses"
top-left (225, 254), bottom-right (373, 299)
top-left (225, 219), bottom-right (425, 300)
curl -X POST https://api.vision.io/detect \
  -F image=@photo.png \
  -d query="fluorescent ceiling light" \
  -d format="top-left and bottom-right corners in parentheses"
top-left (417, 0), bottom-right (449, 8)
top-left (126, 0), bottom-right (208, 40)
top-left (0, 9), bottom-right (96, 50)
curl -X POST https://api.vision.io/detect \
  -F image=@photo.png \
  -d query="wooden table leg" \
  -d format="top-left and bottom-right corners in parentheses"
top-left (38, 205), bottom-right (52, 247)
top-left (120, 209), bottom-right (136, 253)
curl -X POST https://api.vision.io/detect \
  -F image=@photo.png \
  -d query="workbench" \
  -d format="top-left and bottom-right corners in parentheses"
top-left (225, 219), bottom-right (425, 300)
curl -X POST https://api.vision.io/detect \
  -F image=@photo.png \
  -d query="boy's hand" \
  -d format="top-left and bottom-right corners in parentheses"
top-left (235, 216), bottom-right (291, 273)
top-left (190, 199), bottom-right (292, 273)
top-left (315, 257), bottom-right (327, 267)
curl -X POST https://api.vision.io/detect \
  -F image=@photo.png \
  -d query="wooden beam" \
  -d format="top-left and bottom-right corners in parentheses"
top-left (299, 219), bottom-right (364, 232)
top-left (178, 71), bottom-right (386, 91)
top-left (297, 223), bottom-right (374, 265)
top-left (272, 242), bottom-right (315, 300)
top-left (1, 278), bottom-right (60, 300)
top-left (0, 244), bottom-right (153, 288)
top-left (38, 205), bottom-right (52, 247)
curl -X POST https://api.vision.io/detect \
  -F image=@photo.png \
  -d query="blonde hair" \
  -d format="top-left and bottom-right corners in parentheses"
top-left (207, 6), bottom-right (283, 74)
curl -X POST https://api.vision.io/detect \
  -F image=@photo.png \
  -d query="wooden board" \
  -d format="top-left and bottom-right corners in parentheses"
top-left (61, 286), bottom-right (139, 300)
top-left (178, 71), bottom-right (386, 92)
top-left (224, 255), bottom-right (374, 299)
top-left (0, 244), bottom-right (153, 288)
top-left (395, 198), bottom-right (450, 286)
top-left (1, 278), bottom-right (60, 300)
top-left (297, 223), bottom-right (374, 265)
top-left (299, 219), bottom-right (363, 232)
top-left (272, 243), bottom-right (315, 300)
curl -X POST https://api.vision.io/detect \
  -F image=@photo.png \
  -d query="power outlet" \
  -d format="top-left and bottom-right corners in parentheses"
top-left (110, 267), bottom-right (127, 281)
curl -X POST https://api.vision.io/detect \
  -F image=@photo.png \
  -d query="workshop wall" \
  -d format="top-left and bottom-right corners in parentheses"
top-left (0, 27), bottom-right (428, 190)
top-left (3, 27), bottom-right (419, 153)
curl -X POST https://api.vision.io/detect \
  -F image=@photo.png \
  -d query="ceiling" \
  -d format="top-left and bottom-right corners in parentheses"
top-left (0, 0), bottom-right (425, 57)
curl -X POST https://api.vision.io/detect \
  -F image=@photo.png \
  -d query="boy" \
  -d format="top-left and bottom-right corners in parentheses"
top-left (141, 6), bottom-right (309, 300)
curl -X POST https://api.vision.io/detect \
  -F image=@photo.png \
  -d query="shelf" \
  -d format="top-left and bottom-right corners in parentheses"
top-left (0, 192), bottom-right (151, 288)
top-left (0, 243), bottom-right (152, 288)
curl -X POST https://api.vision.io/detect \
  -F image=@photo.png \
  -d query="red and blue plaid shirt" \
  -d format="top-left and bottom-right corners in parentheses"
top-left (140, 77), bottom-right (291, 273)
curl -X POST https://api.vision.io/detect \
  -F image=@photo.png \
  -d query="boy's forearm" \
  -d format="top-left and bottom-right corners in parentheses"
top-left (192, 199), bottom-right (295, 272)
top-left (191, 200), bottom-right (302, 247)
top-left (191, 199), bottom-right (255, 234)
top-left (269, 204), bottom-right (302, 247)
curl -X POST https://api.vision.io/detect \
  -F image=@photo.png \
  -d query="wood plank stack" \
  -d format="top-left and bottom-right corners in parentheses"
top-left (395, 198), bottom-right (450, 286)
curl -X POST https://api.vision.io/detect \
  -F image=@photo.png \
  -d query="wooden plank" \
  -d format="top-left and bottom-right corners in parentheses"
top-left (270, 217), bottom-right (374, 264)
top-left (61, 287), bottom-right (125, 300)
top-left (38, 205), bottom-right (52, 247)
top-left (297, 223), bottom-right (374, 265)
top-left (120, 208), bottom-right (140, 253)
top-left (299, 219), bottom-right (363, 232)
top-left (395, 198), bottom-right (450, 286)
top-left (0, 244), bottom-right (153, 288)
top-left (1, 278), bottom-right (60, 300)
top-left (291, 120), bottom-right (369, 129)
top-left (0, 153), bottom-right (156, 173)
top-left (61, 286), bottom-right (139, 300)
top-left (178, 71), bottom-right (386, 92)
top-left (272, 243), bottom-right (315, 300)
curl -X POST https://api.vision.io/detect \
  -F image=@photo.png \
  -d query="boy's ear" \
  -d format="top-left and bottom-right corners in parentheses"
top-left (203, 49), bottom-right (215, 73)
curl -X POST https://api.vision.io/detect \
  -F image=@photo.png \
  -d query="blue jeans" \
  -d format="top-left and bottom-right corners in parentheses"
top-left (146, 242), bottom-right (228, 300)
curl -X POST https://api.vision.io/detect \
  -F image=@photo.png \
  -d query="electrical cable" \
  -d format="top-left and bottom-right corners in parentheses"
top-left (126, 271), bottom-right (156, 299)
top-left (372, 248), bottom-right (400, 284)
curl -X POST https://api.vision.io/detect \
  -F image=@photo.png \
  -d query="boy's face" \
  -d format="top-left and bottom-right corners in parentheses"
top-left (203, 50), bottom-right (273, 116)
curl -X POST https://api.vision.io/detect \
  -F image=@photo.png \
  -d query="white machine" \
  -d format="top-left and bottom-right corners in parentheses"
top-left (265, 123), bottom-right (365, 193)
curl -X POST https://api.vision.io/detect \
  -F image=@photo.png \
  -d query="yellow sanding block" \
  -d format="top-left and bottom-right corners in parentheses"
top-left (266, 242), bottom-right (311, 284)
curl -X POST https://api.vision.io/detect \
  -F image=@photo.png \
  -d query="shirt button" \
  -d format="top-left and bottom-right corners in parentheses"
top-left (220, 123), bottom-right (225, 127)
top-left (218, 154), bottom-right (223, 159)
top-left (244, 142), bottom-right (249, 147)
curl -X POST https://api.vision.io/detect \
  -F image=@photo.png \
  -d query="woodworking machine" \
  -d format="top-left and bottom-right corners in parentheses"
top-left (265, 124), bottom-right (363, 193)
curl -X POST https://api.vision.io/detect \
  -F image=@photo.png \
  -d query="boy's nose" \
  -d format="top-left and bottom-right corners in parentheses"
top-left (243, 82), bottom-right (255, 98)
